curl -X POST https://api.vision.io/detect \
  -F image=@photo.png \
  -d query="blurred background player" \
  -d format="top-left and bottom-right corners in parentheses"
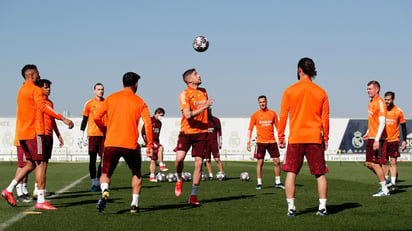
top-left (278, 58), bottom-right (329, 216)
top-left (142, 107), bottom-right (168, 183)
top-left (362, 80), bottom-right (390, 197)
top-left (80, 83), bottom-right (106, 192)
top-left (94, 72), bottom-right (153, 213)
top-left (33, 79), bottom-right (64, 198)
top-left (205, 108), bottom-right (225, 180)
top-left (382, 91), bottom-right (407, 191)
top-left (14, 137), bottom-right (32, 203)
top-left (247, 95), bottom-right (284, 190)
top-left (2, 64), bottom-right (73, 210)
top-left (175, 68), bottom-right (213, 205)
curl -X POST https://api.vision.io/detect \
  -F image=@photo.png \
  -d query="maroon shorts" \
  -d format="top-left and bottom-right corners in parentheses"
top-left (176, 133), bottom-right (207, 158)
top-left (205, 140), bottom-right (220, 159)
top-left (365, 139), bottom-right (387, 164)
top-left (151, 141), bottom-right (162, 161)
top-left (102, 147), bottom-right (142, 178)
top-left (17, 146), bottom-right (27, 168)
top-left (281, 143), bottom-right (328, 175)
top-left (89, 136), bottom-right (104, 157)
top-left (20, 135), bottom-right (46, 161)
top-left (44, 135), bottom-right (53, 160)
top-left (254, 143), bottom-right (280, 159)
top-left (386, 141), bottom-right (400, 158)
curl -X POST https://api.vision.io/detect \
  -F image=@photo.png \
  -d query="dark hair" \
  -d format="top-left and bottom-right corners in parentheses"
top-left (155, 107), bottom-right (165, 115)
top-left (38, 79), bottom-right (52, 87)
top-left (123, 72), bottom-right (140, 87)
top-left (94, 83), bottom-right (104, 89)
top-left (21, 64), bottom-right (38, 79)
top-left (258, 95), bottom-right (267, 101)
top-left (182, 68), bottom-right (196, 83)
top-left (367, 80), bottom-right (380, 91)
top-left (384, 91), bottom-right (395, 100)
top-left (298, 57), bottom-right (317, 78)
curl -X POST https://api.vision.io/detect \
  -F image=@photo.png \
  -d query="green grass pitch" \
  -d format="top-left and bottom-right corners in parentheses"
top-left (0, 161), bottom-right (411, 231)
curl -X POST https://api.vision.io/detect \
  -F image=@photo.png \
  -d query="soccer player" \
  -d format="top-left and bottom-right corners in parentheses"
top-left (247, 95), bottom-right (284, 190)
top-left (382, 91), bottom-right (407, 191)
top-left (2, 64), bottom-right (73, 209)
top-left (94, 72), bottom-right (153, 213)
top-left (362, 80), bottom-right (390, 197)
top-left (33, 79), bottom-right (64, 198)
top-left (142, 107), bottom-right (169, 183)
top-left (80, 83), bottom-right (106, 192)
top-left (175, 68), bottom-right (213, 205)
top-left (205, 109), bottom-right (225, 180)
top-left (278, 58), bottom-right (329, 217)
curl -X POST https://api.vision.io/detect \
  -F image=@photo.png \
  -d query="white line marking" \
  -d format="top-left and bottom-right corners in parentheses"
top-left (0, 174), bottom-right (89, 231)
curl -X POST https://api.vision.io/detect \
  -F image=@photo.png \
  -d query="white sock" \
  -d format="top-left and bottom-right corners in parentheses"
top-left (257, 178), bottom-right (262, 185)
top-left (191, 184), bottom-right (199, 195)
top-left (385, 175), bottom-right (389, 181)
top-left (131, 194), bottom-right (139, 207)
top-left (37, 189), bottom-right (45, 203)
top-left (176, 172), bottom-right (183, 182)
top-left (6, 179), bottom-right (18, 192)
top-left (287, 198), bottom-right (295, 211)
top-left (209, 173), bottom-right (213, 177)
top-left (159, 162), bottom-right (165, 167)
top-left (379, 181), bottom-right (389, 192)
top-left (100, 182), bottom-right (109, 193)
top-left (391, 176), bottom-right (396, 185)
top-left (16, 184), bottom-right (23, 196)
top-left (22, 183), bottom-right (29, 194)
top-left (319, 198), bottom-right (327, 210)
top-left (34, 183), bottom-right (38, 192)
top-left (275, 176), bottom-right (281, 184)
top-left (150, 173), bottom-right (155, 178)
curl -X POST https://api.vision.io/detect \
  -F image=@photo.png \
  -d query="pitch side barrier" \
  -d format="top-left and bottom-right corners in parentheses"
top-left (0, 117), bottom-right (411, 162)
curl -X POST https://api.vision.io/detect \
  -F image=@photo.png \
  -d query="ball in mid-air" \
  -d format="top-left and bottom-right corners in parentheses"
top-left (192, 36), bottom-right (209, 52)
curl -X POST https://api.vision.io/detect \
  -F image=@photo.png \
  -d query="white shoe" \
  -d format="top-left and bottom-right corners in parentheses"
top-left (372, 190), bottom-right (390, 197)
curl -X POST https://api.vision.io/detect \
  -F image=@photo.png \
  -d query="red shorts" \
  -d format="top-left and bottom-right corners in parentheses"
top-left (386, 141), bottom-right (400, 158)
top-left (205, 139), bottom-right (220, 159)
top-left (254, 143), bottom-right (280, 159)
top-left (151, 141), bottom-right (163, 161)
top-left (44, 135), bottom-right (53, 160)
top-left (20, 135), bottom-right (46, 161)
top-left (89, 136), bottom-right (104, 157)
top-left (281, 143), bottom-right (328, 175)
top-left (176, 133), bottom-right (207, 158)
top-left (365, 139), bottom-right (387, 164)
top-left (17, 146), bottom-right (27, 168)
top-left (102, 147), bottom-right (142, 178)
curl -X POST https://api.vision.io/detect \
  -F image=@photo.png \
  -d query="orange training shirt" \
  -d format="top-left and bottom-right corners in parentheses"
top-left (278, 78), bottom-right (329, 144)
top-left (16, 80), bottom-right (62, 140)
top-left (94, 88), bottom-right (153, 150)
top-left (83, 97), bottom-right (106, 136)
top-left (179, 86), bottom-right (208, 134)
top-left (368, 95), bottom-right (387, 139)
top-left (386, 105), bottom-right (405, 142)
top-left (43, 97), bottom-right (55, 136)
top-left (247, 108), bottom-right (278, 145)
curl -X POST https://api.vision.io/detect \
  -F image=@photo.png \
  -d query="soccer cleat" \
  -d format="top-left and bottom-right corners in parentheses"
top-left (316, 208), bottom-right (328, 216)
top-left (390, 185), bottom-right (398, 191)
top-left (91, 185), bottom-right (100, 192)
top-left (372, 190), bottom-right (390, 197)
top-left (2, 190), bottom-right (17, 207)
top-left (130, 205), bottom-right (140, 213)
top-left (275, 183), bottom-right (285, 189)
top-left (149, 177), bottom-right (158, 183)
top-left (159, 166), bottom-right (169, 172)
top-left (256, 184), bottom-right (262, 190)
top-left (97, 190), bottom-right (110, 213)
top-left (17, 194), bottom-right (32, 203)
top-left (287, 209), bottom-right (296, 217)
top-left (175, 180), bottom-right (183, 197)
top-left (209, 176), bottom-right (214, 181)
top-left (188, 195), bottom-right (200, 205)
top-left (35, 201), bottom-right (57, 210)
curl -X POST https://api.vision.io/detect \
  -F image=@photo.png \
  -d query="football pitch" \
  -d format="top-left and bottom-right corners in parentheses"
top-left (0, 161), bottom-right (411, 231)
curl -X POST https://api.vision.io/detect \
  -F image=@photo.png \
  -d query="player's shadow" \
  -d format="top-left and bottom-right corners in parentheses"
top-left (297, 202), bottom-right (361, 216)
top-left (389, 184), bottom-right (411, 195)
top-left (49, 192), bottom-right (97, 200)
top-left (56, 198), bottom-right (121, 208)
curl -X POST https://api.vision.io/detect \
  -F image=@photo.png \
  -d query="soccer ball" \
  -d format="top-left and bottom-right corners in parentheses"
top-left (156, 173), bottom-right (166, 182)
top-left (216, 171), bottom-right (226, 181)
top-left (192, 36), bottom-right (209, 52)
top-left (200, 172), bottom-right (207, 181)
top-left (166, 173), bottom-right (177, 182)
top-left (182, 172), bottom-right (192, 181)
top-left (240, 172), bottom-right (250, 181)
